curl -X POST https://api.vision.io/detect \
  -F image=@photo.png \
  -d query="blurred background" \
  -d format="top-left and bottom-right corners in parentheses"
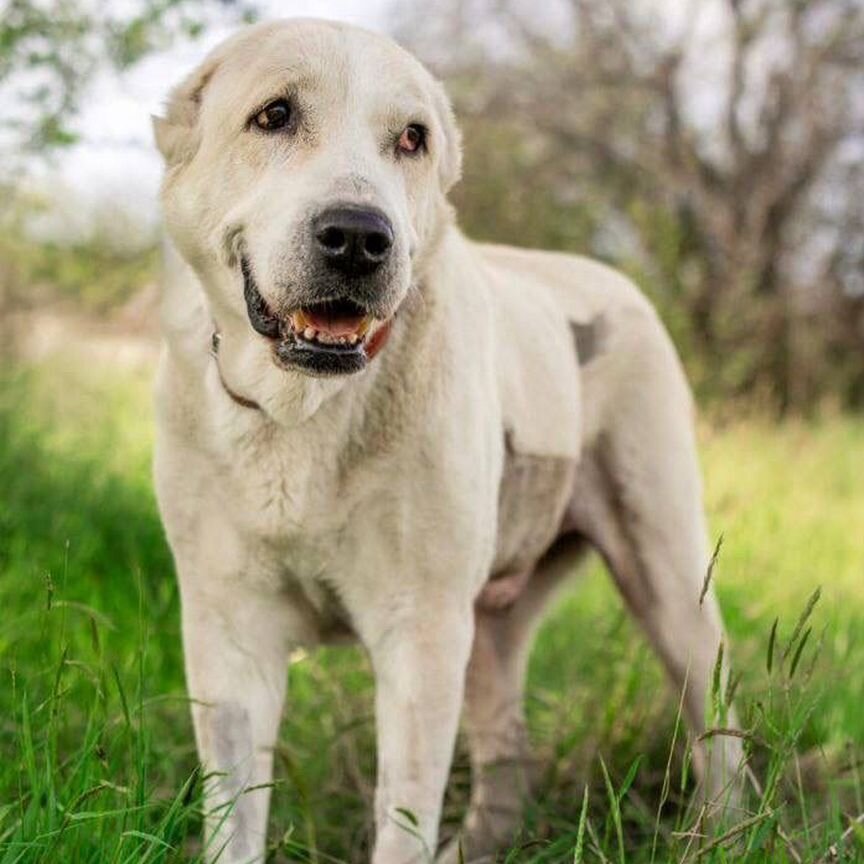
top-left (1, 1), bottom-right (863, 861)
top-left (2, 0), bottom-right (863, 411)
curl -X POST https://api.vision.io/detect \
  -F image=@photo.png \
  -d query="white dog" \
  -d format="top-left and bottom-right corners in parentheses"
top-left (153, 18), bottom-right (742, 864)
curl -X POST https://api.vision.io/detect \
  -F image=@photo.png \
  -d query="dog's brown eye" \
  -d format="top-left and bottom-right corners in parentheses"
top-left (397, 124), bottom-right (426, 155)
top-left (253, 99), bottom-right (292, 131)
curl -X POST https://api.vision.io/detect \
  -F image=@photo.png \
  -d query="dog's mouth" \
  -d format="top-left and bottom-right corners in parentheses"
top-left (289, 299), bottom-right (373, 349)
top-left (242, 259), bottom-right (392, 376)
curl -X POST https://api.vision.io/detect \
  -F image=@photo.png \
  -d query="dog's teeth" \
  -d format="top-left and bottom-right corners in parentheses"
top-left (297, 321), bottom-right (367, 347)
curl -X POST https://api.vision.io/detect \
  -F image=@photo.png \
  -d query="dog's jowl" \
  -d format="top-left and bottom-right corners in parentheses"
top-left (153, 18), bottom-right (743, 864)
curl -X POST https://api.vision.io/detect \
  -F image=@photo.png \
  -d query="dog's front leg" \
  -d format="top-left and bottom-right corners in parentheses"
top-left (360, 600), bottom-right (474, 864)
top-left (178, 574), bottom-right (298, 864)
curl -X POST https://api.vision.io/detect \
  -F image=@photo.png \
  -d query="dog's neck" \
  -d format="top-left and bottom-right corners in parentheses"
top-left (198, 278), bottom-right (436, 436)
top-left (161, 225), bottom-right (460, 434)
top-left (209, 330), bottom-right (263, 411)
top-left (208, 317), bottom-right (395, 414)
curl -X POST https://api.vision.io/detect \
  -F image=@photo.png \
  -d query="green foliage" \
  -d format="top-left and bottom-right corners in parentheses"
top-left (0, 0), bottom-right (257, 156)
top-left (0, 228), bottom-right (160, 312)
top-left (0, 362), bottom-right (863, 861)
top-left (0, 188), bottom-right (161, 314)
top-left (451, 114), bottom-right (601, 255)
top-left (0, 228), bottom-right (159, 313)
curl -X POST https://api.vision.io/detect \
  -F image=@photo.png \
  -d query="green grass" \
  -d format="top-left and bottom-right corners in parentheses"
top-left (0, 361), bottom-right (862, 862)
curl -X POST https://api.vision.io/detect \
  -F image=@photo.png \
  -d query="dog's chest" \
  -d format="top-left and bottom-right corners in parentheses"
top-left (220, 423), bottom-right (352, 547)
top-left (217, 420), bottom-right (401, 595)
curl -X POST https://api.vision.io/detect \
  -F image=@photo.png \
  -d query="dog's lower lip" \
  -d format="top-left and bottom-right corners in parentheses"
top-left (273, 313), bottom-right (394, 376)
top-left (273, 331), bottom-right (370, 377)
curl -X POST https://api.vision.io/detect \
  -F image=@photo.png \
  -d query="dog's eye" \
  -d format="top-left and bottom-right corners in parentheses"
top-left (253, 99), bottom-right (292, 132)
top-left (397, 124), bottom-right (426, 155)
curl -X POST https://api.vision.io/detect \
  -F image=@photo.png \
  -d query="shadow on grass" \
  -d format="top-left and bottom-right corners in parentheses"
top-left (0, 369), bottom-right (201, 862)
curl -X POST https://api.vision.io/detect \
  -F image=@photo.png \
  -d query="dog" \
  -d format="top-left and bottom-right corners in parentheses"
top-left (152, 18), bottom-right (743, 864)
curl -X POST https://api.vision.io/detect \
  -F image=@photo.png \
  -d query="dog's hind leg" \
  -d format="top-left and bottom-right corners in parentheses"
top-left (437, 536), bottom-right (588, 864)
top-left (568, 327), bottom-right (746, 813)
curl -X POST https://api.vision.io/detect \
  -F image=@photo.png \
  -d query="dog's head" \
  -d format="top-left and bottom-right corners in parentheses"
top-left (154, 19), bottom-right (461, 379)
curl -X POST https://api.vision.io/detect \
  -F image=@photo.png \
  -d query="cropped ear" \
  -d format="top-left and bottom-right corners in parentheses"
top-left (152, 53), bottom-right (221, 166)
top-left (432, 80), bottom-right (463, 194)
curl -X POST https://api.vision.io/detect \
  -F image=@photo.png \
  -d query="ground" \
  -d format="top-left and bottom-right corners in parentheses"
top-left (0, 356), bottom-right (862, 863)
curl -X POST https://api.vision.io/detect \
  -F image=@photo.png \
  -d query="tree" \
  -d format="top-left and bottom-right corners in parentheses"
top-left (394, 0), bottom-right (864, 411)
top-left (0, 0), bottom-right (255, 154)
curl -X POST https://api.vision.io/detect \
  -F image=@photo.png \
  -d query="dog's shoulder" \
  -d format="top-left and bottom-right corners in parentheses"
top-left (476, 243), bottom-right (667, 462)
top-left (476, 245), bottom-right (583, 462)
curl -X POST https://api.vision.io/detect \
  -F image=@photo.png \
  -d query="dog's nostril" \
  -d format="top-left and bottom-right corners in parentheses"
top-left (364, 231), bottom-right (391, 259)
top-left (318, 226), bottom-right (347, 253)
top-left (313, 206), bottom-right (395, 276)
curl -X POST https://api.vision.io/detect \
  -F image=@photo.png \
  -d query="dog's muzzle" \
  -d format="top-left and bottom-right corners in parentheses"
top-left (241, 255), bottom-right (394, 377)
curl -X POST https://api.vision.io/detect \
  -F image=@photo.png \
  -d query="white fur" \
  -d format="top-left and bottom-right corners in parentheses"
top-left (153, 19), bottom-right (743, 864)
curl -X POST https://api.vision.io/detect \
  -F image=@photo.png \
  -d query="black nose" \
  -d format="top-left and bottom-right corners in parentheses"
top-left (313, 207), bottom-right (394, 277)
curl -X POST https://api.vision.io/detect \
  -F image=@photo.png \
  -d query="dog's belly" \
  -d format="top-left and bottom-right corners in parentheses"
top-left (490, 435), bottom-right (578, 585)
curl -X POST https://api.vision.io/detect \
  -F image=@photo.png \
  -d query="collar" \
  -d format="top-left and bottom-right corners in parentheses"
top-left (210, 331), bottom-right (263, 411)
top-left (209, 319), bottom-right (394, 413)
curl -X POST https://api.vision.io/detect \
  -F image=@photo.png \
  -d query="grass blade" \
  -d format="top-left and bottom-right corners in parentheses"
top-left (574, 784), bottom-right (590, 864)
top-left (782, 587), bottom-right (821, 664)
top-left (767, 617), bottom-right (779, 673)
top-left (599, 755), bottom-right (625, 864)
top-left (789, 626), bottom-right (812, 679)
top-left (699, 534), bottom-right (723, 606)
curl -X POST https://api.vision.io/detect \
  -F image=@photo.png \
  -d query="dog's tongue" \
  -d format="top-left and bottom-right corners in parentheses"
top-left (303, 308), bottom-right (369, 337)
